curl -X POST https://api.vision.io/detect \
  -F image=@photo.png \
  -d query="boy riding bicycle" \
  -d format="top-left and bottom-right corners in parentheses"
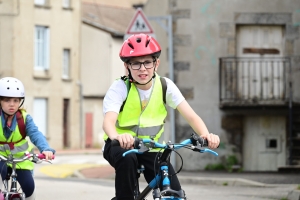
top-left (102, 33), bottom-right (220, 200)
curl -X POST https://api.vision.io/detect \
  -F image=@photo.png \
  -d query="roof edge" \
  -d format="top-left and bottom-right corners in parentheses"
top-left (82, 18), bottom-right (124, 38)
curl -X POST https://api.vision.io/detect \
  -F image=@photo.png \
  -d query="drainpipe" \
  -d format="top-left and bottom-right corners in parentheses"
top-left (288, 58), bottom-right (293, 165)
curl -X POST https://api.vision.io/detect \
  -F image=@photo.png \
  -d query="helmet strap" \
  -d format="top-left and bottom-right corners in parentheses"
top-left (19, 98), bottom-right (25, 109)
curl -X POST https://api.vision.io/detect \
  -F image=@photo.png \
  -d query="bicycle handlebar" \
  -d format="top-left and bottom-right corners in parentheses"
top-left (111, 132), bottom-right (218, 157)
top-left (0, 152), bottom-right (55, 164)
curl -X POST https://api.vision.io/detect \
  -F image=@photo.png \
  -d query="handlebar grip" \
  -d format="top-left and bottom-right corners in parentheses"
top-left (37, 154), bottom-right (55, 159)
top-left (198, 137), bottom-right (208, 147)
top-left (111, 138), bottom-right (141, 148)
top-left (191, 132), bottom-right (208, 147)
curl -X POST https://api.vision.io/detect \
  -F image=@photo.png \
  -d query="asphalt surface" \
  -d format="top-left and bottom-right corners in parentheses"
top-left (57, 148), bottom-right (300, 185)
top-left (78, 164), bottom-right (300, 184)
top-left (55, 148), bottom-right (300, 200)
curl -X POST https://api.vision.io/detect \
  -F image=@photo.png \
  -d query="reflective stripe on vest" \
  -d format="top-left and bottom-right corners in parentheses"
top-left (0, 141), bottom-right (30, 154)
top-left (115, 121), bottom-right (164, 138)
top-left (104, 76), bottom-right (167, 142)
top-left (0, 110), bottom-right (34, 170)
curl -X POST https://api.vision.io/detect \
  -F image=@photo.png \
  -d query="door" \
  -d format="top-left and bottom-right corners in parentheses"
top-left (243, 116), bottom-right (286, 171)
top-left (85, 113), bottom-right (93, 148)
top-left (237, 26), bottom-right (284, 100)
top-left (33, 98), bottom-right (48, 136)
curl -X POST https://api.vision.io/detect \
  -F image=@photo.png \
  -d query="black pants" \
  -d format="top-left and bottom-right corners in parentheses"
top-left (103, 139), bottom-right (181, 200)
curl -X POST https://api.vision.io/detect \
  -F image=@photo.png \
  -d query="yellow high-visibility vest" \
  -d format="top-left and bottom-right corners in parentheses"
top-left (0, 110), bottom-right (34, 170)
top-left (104, 76), bottom-right (167, 143)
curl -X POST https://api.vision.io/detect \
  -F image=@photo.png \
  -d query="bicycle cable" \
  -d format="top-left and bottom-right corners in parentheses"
top-left (153, 148), bottom-right (163, 189)
top-left (152, 142), bottom-right (190, 190)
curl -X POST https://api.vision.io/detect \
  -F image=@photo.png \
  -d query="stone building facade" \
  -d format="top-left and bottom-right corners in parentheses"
top-left (143, 0), bottom-right (300, 171)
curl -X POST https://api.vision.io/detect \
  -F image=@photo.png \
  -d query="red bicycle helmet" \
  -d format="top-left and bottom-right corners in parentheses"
top-left (119, 34), bottom-right (161, 63)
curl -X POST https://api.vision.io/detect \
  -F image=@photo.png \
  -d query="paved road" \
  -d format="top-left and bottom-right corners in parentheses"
top-left (34, 176), bottom-right (298, 200)
top-left (36, 154), bottom-right (107, 178)
top-left (32, 153), bottom-right (300, 200)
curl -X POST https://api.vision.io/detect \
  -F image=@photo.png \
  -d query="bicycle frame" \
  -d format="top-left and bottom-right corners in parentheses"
top-left (135, 148), bottom-right (186, 200)
top-left (0, 153), bottom-right (54, 200)
top-left (2, 160), bottom-right (26, 200)
top-left (120, 134), bottom-right (218, 200)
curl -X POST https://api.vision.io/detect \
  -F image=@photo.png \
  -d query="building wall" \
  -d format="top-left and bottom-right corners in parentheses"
top-left (0, 0), bottom-right (81, 149)
top-left (81, 24), bottom-right (125, 96)
top-left (81, 23), bottom-right (125, 148)
top-left (144, 0), bottom-right (300, 171)
top-left (0, 0), bottom-right (15, 76)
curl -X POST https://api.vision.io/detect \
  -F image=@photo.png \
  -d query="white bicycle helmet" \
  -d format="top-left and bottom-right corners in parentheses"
top-left (0, 77), bottom-right (25, 98)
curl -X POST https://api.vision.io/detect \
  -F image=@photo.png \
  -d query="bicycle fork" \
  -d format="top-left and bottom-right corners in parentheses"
top-left (3, 163), bottom-right (26, 200)
top-left (152, 162), bottom-right (186, 200)
top-left (134, 164), bottom-right (145, 199)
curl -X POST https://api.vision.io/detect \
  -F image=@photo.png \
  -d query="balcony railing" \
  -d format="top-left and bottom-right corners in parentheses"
top-left (219, 57), bottom-right (291, 107)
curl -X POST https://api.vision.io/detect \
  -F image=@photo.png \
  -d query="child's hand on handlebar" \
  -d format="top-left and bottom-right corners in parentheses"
top-left (42, 151), bottom-right (54, 161)
top-left (116, 134), bottom-right (135, 149)
top-left (202, 133), bottom-right (220, 149)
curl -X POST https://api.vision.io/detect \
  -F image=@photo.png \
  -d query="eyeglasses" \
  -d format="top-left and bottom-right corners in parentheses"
top-left (129, 60), bottom-right (156, 70)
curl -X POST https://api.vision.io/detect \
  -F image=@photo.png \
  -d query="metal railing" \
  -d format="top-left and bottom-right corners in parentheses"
top-left (219, 57), bottom-right (291, 107)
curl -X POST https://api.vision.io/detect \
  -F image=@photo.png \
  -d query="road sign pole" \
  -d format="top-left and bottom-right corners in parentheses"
top-left (148, 15), bottom-right (175, 169)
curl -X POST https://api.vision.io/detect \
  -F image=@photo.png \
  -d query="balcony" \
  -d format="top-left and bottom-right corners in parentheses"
top-left (219, 57), bottom-right (291, 109)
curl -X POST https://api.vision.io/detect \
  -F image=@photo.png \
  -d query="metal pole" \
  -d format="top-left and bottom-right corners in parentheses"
top-left (167, 15), bottom-right (176, 169)
top-left (288, 58), bottom-right (293, 165)
top-left (148, 15), bottom-right (175, 168)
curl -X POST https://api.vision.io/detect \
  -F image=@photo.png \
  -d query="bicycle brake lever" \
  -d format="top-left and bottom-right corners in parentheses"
top-left (138, 144), bottom-right (149, 153)
top-left (123, 149), bottom-right (140, 157)
top-left (200, 148), bottom-right (218, 156)
top-left (193, 145), bottom-right (218, 156)
top-left (34, 160), bottom-right (43, 164)
top-left (42, 159), bottom-right (53, 164)
top-left (32, 157), bottom-right (42, 164)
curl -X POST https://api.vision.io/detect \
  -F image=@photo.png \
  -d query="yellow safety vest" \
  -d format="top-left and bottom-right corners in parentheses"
top-left (104, 76), bottom-right (167, 143)
top-left (0, 110), bottom-right (34, 170)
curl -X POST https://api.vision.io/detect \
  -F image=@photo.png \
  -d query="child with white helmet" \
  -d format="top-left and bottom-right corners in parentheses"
top-left (0, 77), bottom-right (55, 200)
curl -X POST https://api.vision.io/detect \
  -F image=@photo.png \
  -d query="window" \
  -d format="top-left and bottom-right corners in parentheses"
top-left (62, 49), bottom-right (70, 79)
top-left (266, 139), bottom-right (277, 148)
top-left (35, 26), bottom-right (50, 70)
top-left (35, 0), bottom-right (46, 5)
top-left (33, 98), bottom-right (48, 136)
top-left (62, 0), bottom-right (71, 8)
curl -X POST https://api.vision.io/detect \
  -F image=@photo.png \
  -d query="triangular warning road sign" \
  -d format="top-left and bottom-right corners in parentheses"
top-left (126, 8), bottom-right (154, 35)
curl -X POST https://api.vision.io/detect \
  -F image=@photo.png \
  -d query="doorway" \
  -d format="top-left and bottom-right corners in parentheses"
top-left (237, 25), bottom-right (284, 100)
top-left (63, 99), bottom-right (70, 148)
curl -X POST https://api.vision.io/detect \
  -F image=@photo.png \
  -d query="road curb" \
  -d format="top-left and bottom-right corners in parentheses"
top-left (287, 189), bottom-right (300, 200)
top-left (55, 149), bottom-right (101, 156)
top-left (73, 169), bottom-right (86, 179)
top-left (177, 176), bottom-right (276, 187)
top-left (74, 165), bottom-right (298, 189)
top-left (74, 166), bottom-right (279, 188)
